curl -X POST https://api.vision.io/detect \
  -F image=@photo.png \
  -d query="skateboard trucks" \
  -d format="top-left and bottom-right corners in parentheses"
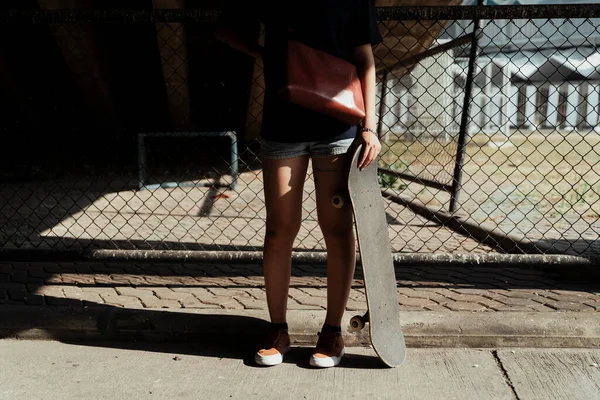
top-left (349, 311), bottom-right (370, 332)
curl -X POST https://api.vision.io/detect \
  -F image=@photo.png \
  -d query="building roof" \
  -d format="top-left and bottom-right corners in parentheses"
top-left (476, 47), bottom-right (600, 82)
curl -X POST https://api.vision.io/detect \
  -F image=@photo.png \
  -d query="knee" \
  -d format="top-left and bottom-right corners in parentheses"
top-left (319, 218), bottom-right (354, 243)
top-left (265, 220), bottom-right (301, 244)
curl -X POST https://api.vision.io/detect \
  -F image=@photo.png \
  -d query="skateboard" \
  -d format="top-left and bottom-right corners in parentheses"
top-left (332, 144), bottom-right (406, 367)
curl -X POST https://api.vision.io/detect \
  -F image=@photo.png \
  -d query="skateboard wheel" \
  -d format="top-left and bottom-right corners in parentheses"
top-left (332, 194), bottom-right (344, 209)
top-left (349, 315), bottom-right (365, 332)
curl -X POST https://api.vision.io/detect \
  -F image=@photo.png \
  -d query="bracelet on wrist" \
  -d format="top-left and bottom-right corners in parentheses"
top-left (360, 127), bottom-right (379, 138)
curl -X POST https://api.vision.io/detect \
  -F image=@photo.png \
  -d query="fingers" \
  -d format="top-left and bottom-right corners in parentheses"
top-left (358, 147), bottom-right (369, 170)
top-left (358, 140), bottom-right (381, 170)
top-left (358, 146), bottom-right (372, 170)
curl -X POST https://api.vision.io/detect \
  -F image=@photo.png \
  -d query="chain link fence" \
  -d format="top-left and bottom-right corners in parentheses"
top-left (0, 5), bottom-right (599, 262)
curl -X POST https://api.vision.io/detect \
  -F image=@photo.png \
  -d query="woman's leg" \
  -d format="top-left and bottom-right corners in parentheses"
top-left (312, 153), bottom-right (356, 327)
top-left (261, 155), bottom-right (310, 324)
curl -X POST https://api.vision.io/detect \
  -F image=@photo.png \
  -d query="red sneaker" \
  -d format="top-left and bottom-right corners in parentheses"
top-left (255, 329), bottom-right (291, 366)
top-left (310, 331), bottom-right (345, 368)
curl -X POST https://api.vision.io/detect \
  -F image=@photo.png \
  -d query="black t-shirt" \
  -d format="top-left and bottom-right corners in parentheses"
top-left (224, 1), bottom-right (383, 143)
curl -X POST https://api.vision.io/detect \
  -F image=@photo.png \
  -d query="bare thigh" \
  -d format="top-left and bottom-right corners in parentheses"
top-left (261, 155), bottom-right (310, 237)
top-left (312, 153), bottom-right (354, 239)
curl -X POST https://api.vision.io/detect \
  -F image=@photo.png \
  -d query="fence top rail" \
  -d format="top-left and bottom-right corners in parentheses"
top-left (1, 4), bottom-right (600, 24)
top-left (379, 4), bottom-right (600, 20)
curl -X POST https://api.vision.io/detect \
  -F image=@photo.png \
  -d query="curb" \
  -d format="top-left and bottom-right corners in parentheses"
top-left (2, 306), bottom-right (599, 348)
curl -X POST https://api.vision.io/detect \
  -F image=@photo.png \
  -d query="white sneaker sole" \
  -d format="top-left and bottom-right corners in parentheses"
top-left (309, 348), bottom-right (345, 368)
top-left (255, 347), bottom-right (290, 366)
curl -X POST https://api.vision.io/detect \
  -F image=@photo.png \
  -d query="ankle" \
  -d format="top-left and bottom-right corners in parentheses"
top-left (321, 323), bottom-right (342, 335)
top-left (269, 322), bottom-right (289, 333)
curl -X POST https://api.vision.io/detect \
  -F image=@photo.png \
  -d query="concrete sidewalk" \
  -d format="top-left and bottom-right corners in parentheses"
top-left (1, 261), bottom-right (599, 347)
top-left (2, 340), bottom-right (600, 399)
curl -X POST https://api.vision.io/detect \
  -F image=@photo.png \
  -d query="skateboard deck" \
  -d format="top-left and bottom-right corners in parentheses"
top-left (344, 144), bottom-right (406, 367)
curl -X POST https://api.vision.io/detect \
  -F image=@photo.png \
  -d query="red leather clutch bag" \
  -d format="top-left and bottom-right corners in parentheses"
top-left (282, 40), bottom-right (366, 126)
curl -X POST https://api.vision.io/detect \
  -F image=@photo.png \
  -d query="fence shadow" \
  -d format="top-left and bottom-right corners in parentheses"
top-left (537, 238), bottom-right (600, 259)
top-left (0, 297), bottom-right (268, 363)
top-left (1, 260), bottom-right (597, 362)
top-left (1, 260), bottom-right (597, 293)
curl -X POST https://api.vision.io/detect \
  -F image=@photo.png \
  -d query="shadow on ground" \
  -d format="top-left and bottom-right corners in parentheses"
top-left (0, 297), bottom-right (267, 361)
top-left (0, 260), bottom-right (598, 369)
top-left (0, 295), bottom-right (389, 369)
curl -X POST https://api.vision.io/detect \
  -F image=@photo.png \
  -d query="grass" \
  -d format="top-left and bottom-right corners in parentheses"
top-left (382, 130), bottom-right (600, 172)
top-left (379, 129), bottom-right (600, 242)
top-left (378, 159), bottom-right (409, 189)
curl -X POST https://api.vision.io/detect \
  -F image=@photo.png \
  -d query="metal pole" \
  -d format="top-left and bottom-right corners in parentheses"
top-left (137, 133), bottom-right (147, 190)
top-left (376, 70), bottom-right (389, 138)
top-left (449, 0), bottom-right (484, 213)
top-left (0, 247), bottom-right (595, 267)
top-left (228, 131), bottom-right (238, 190)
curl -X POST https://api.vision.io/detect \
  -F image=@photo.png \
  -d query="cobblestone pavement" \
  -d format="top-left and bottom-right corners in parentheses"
top-left (1, 262), bottom-right (598, 313)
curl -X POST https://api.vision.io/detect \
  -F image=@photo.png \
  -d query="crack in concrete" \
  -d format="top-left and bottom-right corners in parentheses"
top-left (492, 350), bottom-right (520, 400)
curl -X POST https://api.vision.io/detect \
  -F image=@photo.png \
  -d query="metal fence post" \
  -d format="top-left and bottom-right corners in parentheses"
top-left (377, 70), bottom-right (389, 140)
top-left (449, 0), bottom-right (484, 214)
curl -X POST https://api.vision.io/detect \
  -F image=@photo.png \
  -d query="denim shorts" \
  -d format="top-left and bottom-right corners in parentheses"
top-left (259, 137), bottom-right (355, 159)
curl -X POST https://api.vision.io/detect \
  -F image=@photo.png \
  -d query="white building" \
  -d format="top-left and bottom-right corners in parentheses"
top-left (383, 0), bottom-right (600, 139)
